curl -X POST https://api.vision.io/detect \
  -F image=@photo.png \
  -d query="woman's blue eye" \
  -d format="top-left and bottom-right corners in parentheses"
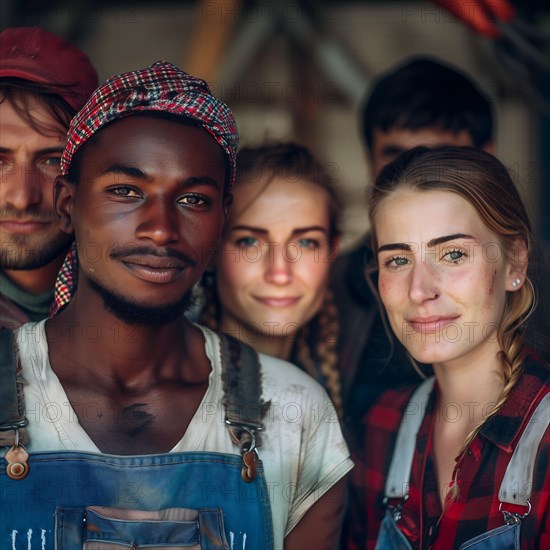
top-left (236, 237), bottom-right (259, 247)
top-left (445, 250), bottom-right (466, 263)
top-left (383, 255), bottom-right (409, 269)
top-left (297, 238), bottom-right (319, 249)
top-left (390, 257), bottom-right (408, 266)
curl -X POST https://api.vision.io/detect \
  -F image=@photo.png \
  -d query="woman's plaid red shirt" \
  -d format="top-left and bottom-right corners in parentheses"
top-left (349, 354), bottom-right (550, 549)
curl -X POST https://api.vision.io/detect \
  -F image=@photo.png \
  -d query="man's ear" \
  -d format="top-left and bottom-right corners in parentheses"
top-left (505, 238), bottom-right (529, 291)
top-left (54, 176), bottom-right (76, 234)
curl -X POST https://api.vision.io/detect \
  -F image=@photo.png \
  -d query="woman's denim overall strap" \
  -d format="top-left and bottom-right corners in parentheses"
top-left (384, 378), bottom-right (435, 500)
top-left (0, 450), bottom-right (274, 550)
top-left (374, 378), bottom-right (434, 550)
top-left (374, 511), bottom-right (521, 550)
top-left (374, 388), bottom-right (549, 548)
top-left (374, 510), bottom-right (413, 550)
top-left (458, 523), bottom-right (520, 549)
top-left (375, 510), bottom-right (521, 550)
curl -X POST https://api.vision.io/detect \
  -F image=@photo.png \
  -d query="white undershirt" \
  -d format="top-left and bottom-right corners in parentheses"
top-left (15, 321), bottom-right (353, 549)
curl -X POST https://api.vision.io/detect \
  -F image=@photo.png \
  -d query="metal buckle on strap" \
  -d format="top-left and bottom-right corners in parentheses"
top-left (224, 424), bottom-right (260, 483)
top-left (224, 417), bottom-right (264, 434)
top-left (384, 494), bottom-right (409, 522)
top-left (0, 418), bottom-right (28, 431)
top-left (499, 500), bottom-right (531, 525)
top-left (224, 421), bottom-right (257, 453)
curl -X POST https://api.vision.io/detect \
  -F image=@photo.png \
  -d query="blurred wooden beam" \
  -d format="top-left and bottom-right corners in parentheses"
top-left (185, 0), bottom-right (241, 83)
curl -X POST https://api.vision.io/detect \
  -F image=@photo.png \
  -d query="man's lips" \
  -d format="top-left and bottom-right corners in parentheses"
top-left (120, 255), bottom-right (188, 284)
top-left (0, 219), bottom-right (51, 234)
top-left (406, 315), bottom-right (460, 332)
top-left (121, 255), bottom-right (187, 269)
top-left (253, 296), bottom-right (301, 308)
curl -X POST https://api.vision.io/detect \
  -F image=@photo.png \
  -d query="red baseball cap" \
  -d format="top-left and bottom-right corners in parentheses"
top-left (0, 26), bottom-right (98, 111)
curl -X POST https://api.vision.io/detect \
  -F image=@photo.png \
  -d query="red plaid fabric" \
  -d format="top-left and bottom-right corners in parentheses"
top-left (51, 242), bottom-right (77, 316)
top-left (348, 354), bottom-right (550, 549)
top-left (60, 61), bottom-right (238, 189)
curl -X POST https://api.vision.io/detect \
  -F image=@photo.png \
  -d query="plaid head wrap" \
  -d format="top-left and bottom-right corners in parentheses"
top-left (60, 60), bottom-right (238, 184)
top-left (52, 61), bottom-right (238, 316)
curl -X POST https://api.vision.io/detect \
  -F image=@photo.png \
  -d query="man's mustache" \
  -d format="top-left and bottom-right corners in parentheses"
top-left (0, 207), bottom-right (56, 222)
top-left (109, 246), bottom-right (197, 267)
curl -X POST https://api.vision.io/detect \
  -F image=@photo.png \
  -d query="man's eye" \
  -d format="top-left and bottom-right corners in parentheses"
top-left (112, 187), bottom-right (141, 198)
top-left (42, 157), bottom-right (61, 166)
top-left (37, 156), bottom-right (62, 171)
top-left (179, 195), bottom-right (207, 206)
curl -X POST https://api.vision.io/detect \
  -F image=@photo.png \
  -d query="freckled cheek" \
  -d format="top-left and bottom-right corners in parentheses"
top-left (378, 276), bottom-right (400, 313)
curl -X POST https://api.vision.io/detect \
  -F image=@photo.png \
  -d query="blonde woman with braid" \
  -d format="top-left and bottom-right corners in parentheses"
top-left (199, 142), bottom-right (343, 417)
top-left (352, 147), bottom-right (550, 549)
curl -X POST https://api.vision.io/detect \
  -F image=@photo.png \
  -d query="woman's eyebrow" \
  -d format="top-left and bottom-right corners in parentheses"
top-left (377, 242), bottom-right (413, 253)
top-left (378, 233), bottom-right (474, 253)
top-left (291, 226), bottom-right (328, 235)
top-left (230, 225), bottom-right (269, 234)
top-left (426, 233), bottom-right (474, 247)
top-left (229, 225), bottom-right (328, 236)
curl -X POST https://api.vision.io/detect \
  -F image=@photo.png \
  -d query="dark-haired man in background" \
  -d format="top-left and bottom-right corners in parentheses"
top-left (0, 26), bottom-right (98, 328)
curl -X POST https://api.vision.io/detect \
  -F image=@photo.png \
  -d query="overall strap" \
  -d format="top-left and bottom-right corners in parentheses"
top-left (0, 327), bottom-right (28, 447)
top-left (219, 333), bottom-right (270, 482)
top-left (499, 391), bottom-right (550, 507)
top-left (385, 377), bottom-right (435, 499)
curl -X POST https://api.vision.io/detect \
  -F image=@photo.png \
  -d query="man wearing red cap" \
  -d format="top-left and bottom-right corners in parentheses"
top-left (0, 27), bottom-right (98, 329)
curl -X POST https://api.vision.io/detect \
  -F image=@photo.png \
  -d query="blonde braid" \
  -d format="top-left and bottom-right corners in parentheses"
top-left (449, 278), bottom-right (535, 500)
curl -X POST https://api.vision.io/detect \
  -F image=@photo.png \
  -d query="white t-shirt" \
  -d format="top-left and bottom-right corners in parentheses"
top-left (14, 321), bottom-right (353, 549)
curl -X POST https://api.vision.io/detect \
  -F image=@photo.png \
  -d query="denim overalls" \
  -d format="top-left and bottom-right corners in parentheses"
top-left (0, 330), bottom-right (274, 549)
top-left (374, 379), bottom-right (549, 550)
top-left (1, 449), bottom-right (273, 549)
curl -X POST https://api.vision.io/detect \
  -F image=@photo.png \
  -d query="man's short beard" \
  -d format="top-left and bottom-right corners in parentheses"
top-left (1, 232), bottom-right (72, 269)
top-left (89, 279), bottom-right (194, 326)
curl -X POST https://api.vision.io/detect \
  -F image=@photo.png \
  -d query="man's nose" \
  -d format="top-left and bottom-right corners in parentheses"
top-left (135, 197), bottom-right (180, 245)
top-left (3, 162), bottom-right (43, 211)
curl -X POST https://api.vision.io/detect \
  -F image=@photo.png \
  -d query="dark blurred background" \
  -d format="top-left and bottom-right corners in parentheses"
top-left (3, 0), bottom-right (549, 253)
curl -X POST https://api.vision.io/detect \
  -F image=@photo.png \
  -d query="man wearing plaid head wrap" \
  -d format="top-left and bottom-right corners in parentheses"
top-left (6, 62), bottom-right (352, 549)
top-left (0, 27), bottom-right (98, 330)
top-left (52, 60), bottom-right (238, 315)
